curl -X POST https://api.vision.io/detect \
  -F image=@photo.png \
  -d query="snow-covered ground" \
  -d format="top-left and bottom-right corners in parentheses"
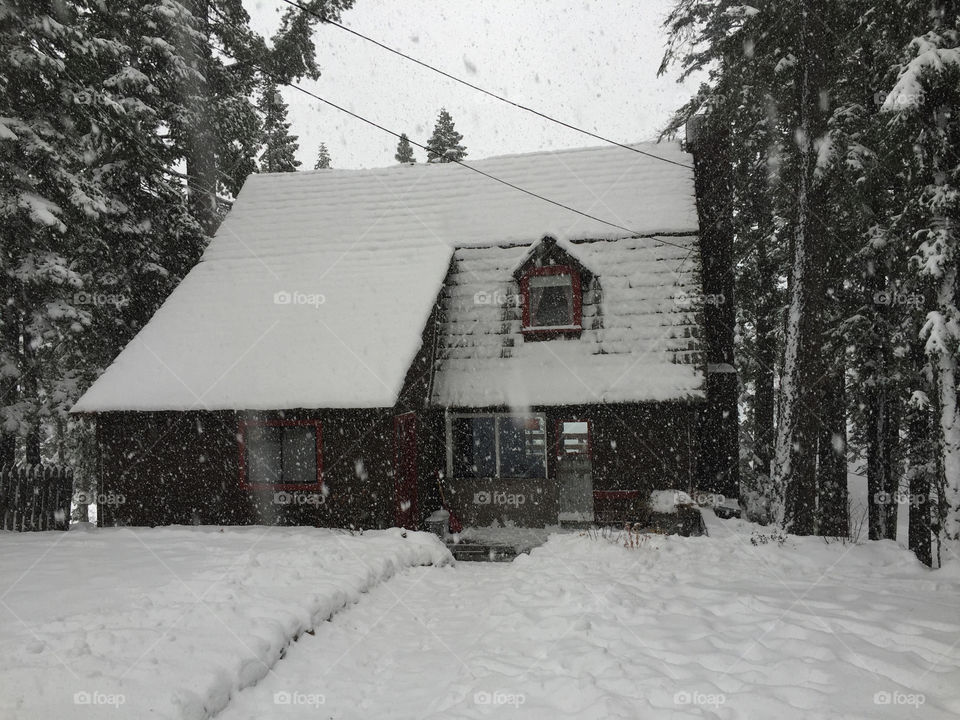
top-left (2, 518), bottom-right (959, 719)
top-left (217, 513), bottom-right (959, 720)
top-left (0, 526), bottom-right (450, 719)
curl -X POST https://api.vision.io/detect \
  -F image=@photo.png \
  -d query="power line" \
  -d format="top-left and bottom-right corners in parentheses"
top-left (279, 0), bottom-right (694, 171)
top-left (209, 33), bottom-right (696, 251)
top-left (282, 79), bottom-right (694, 250)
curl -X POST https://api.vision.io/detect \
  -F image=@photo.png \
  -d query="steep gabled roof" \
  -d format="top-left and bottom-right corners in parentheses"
top-left (510, 236), bottom-right (594, 282)
top-left (73, 142), bottom-right (697, 412)
top-left (431, 236), bottom-right (705, 408)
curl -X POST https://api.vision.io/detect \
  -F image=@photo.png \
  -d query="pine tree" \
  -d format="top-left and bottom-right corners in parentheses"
top-left (0, 0), bottom-right (355, 476)
top-left (880, 3), bottom-right (960, 554)
top-left (0, 0), bottom-right (118, 465)
top-left (173, 0), bottom-right (353, 234)
top-left (661, 0), bottom-right (875, 536)
top-left (395, 133), bottom-right (415, 163)
top-left (259, 83), bottom-right (300, 173)
top-left (426, 109), bottom-right (466, 163)
top-left (314, 143), bottom-right (332, 169)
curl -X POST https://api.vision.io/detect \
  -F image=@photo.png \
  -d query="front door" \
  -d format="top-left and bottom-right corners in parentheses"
top-left (393, 412), bottom-right (418, 529)
top-left (557, 420), bottom-right (594, 522)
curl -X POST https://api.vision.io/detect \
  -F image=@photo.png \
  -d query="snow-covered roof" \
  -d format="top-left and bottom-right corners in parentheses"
top-left (431, 236), bottom-right (705, 408)
top-left (73, 142), bottom-right (697, 412)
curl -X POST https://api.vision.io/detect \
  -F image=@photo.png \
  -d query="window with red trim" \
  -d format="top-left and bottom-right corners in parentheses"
top-left (521, 266), bottom-right (582, 334)
top-left (239, 420), bottom-right (322, 490)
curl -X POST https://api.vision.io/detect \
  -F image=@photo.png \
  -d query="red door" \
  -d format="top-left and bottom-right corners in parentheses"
top-left (393, 413), bottom-right (418, 529)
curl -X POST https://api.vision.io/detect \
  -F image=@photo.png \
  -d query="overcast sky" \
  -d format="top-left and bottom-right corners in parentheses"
top-left (244, 0), bottom-right (699, 170)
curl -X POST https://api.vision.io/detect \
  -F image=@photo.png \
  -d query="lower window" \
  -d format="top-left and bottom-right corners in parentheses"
top-left (240, 420), bottom-right (322, 489)
top-left (450, 414), bottom-right (546, 479)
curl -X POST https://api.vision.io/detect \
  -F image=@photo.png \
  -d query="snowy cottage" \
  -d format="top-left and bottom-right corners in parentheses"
top-left (73, 142), bottom-right (727, 529)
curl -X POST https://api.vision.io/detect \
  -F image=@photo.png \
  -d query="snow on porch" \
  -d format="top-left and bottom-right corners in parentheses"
top-left (73, 142), bottom-right (697, 413)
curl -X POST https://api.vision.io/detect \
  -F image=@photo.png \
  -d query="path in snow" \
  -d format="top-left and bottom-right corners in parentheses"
top-left (0, 527), bottom-right (449, 720)
top-left (218, 521), bottom-right (960, 719)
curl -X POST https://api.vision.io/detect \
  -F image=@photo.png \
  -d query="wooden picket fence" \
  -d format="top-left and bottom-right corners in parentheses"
top-left (0, 464), bottom-right (74, 531)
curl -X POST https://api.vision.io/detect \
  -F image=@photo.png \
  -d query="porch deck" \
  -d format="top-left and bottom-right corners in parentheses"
top-left (445, 524), bottom-right (554, 561)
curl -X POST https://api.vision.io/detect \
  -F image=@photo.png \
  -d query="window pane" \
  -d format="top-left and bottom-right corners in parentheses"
top-left (452, 416), bottom-right (496, 478)
top-left (529, 274), bottom-right (573, 327)
top-left (283, 426), bottom-right (318, 484)
top-left (498, 416), bottom-right (546, 478)
top-left (246, 425), bottom-right (282, 484)
top-left (560, 421), bottom-right (590, 455)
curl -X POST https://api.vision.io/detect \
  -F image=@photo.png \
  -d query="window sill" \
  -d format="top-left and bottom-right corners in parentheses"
top-left (521, 325), bottom-right (582, 340)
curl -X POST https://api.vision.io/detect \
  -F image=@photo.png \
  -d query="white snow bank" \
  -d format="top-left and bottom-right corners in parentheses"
top-left (219, 522), bottom-right (960, 719)
top-left (649, 488), bottom-right (694, 513)
top-left (0, 526), bottom-right (450, 719)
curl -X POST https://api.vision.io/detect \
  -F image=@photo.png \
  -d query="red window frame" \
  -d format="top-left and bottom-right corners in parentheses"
top-left (555, 418), bottom-right (592, 460)
top-left (238, 419), bottom-right (323, 491)
top-left (520, 265), bottom-right (582, 337)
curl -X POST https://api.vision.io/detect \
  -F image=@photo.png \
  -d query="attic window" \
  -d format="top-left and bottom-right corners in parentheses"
top-left (521, 266), bottom-right (582, 336)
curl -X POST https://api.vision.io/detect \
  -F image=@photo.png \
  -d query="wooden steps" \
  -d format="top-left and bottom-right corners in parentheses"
top-left (447, 542), bottom-right (522, 562)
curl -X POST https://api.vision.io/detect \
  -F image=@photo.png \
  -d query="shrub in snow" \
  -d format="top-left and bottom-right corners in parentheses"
top-left (750, 529), bottom-right (788, 547)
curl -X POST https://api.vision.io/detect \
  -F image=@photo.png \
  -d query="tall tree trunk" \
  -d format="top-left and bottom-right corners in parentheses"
top-left (817, 367), bottom-right (849, 536)
top-left (774, 4), bottom-right (831, 535)
top-left (22, 334), bottom-right (41, 466)
top-left (753, 236), bottom-right (777, 483)
top-left (906, 341), bottom-right (934, 566)
top-left (863, 262), bottom-right (900, 540)
top-left (183, 0), bottom-right (219, 238)
top-left (928, 263), bottom-right (960, 543)
top-left (866, 380), bottom-right (899, 540)
top-left (0, 426), bottom-right (13, 466)
top-left (884, 399), bottom-right (902, 539)
top-left (0, 275), bottom-right (20, 466)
